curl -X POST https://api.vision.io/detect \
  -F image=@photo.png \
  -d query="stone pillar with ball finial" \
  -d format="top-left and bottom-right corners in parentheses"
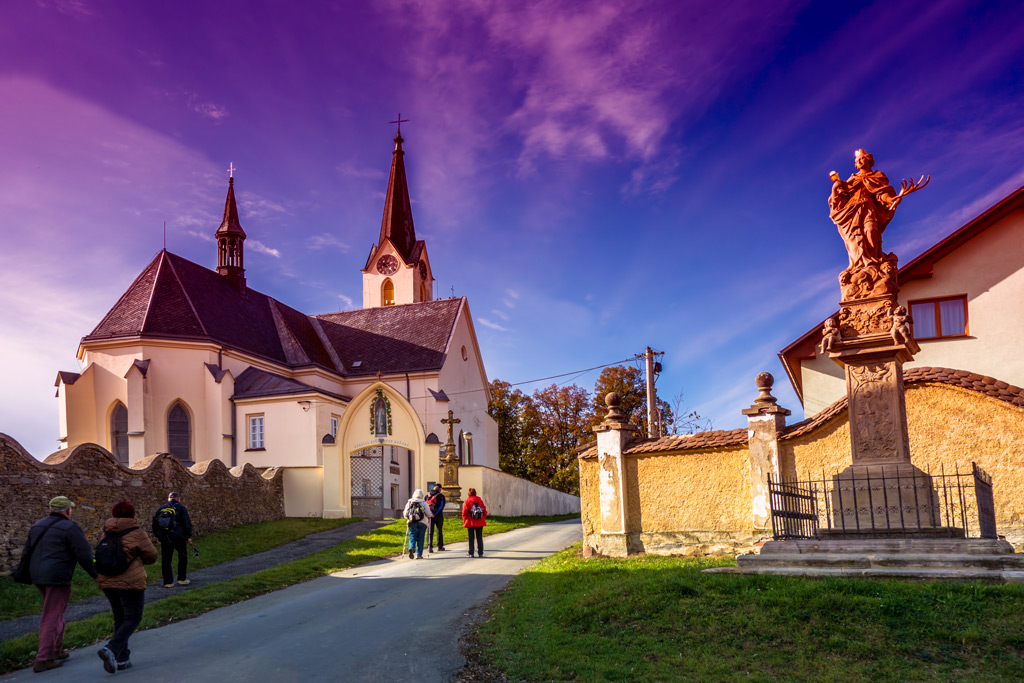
top-left (591, 392), bottom-right (639, 557)
top-left (742, 372), bottom-right (791, 530)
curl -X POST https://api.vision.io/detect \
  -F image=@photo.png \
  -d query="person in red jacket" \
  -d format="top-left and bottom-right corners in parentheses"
top-left (461, 488), bottom-right (487, 558)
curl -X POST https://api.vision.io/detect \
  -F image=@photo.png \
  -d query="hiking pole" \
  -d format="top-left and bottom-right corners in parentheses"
top-left (190, 542), bottom-right (200, 558)
top-left (402, 523), bottom-right (409, 556)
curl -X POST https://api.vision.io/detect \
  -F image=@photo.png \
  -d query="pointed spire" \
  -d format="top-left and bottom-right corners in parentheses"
top-left (378, 131), bottom-right (416, 262)
top-left (215, 170), bottom-right (246, 291)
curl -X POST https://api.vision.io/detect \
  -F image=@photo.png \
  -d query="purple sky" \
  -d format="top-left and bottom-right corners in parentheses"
top-left (2, 0), bottom-right (1024, 457)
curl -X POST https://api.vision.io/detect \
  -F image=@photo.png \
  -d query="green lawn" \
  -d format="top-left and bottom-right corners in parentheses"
top-left (0, 514), bottom-right (578, 673)
top-left (473, 544), bottom-right (1024, 682)
top-left (0, 517), bottom-right (360, 620)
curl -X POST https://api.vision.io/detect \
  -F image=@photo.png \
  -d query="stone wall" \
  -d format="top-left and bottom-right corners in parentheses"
top-left (0, 434), bottom-right (285, 574)
top-left (458, 465), bottom-right (581, 516)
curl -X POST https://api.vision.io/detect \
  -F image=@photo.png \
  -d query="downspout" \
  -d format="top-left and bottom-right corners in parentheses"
top-left (229, 396), bottom-right (237, 467)
top-left (406, 372), bottom-right (413, 495)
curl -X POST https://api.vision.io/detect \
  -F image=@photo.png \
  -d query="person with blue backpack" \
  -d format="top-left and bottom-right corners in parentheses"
top-left (151, 492), bottom-right (194, 588)
top-left (461, 488), bottom-right (488, 558)
top-left (95, 500), bottom-right (157, 674)
top-left (426, 484), bottom-right (447, 553)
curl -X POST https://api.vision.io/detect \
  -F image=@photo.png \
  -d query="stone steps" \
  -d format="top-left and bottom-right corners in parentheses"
top-left (736, 552), bottom-right (1024, 570)
top-left (707, 565), bottom-right (1024, 583)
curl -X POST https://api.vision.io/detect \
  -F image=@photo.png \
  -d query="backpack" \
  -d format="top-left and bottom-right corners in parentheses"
top-left (426, 495), bottom-right (440, 515)
top-left (94, 527), bottom-right (137, 576)
top-left (469, 501), bottom-right (484, 520)
top-left (155, 505), bottom-right (179, 537)
top-left (408, 502), bottom-right (424, 523)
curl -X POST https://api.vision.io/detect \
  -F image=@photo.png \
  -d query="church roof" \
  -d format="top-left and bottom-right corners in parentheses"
top-left (314, 298), bottom-right (464, 377)
top-left (84, 251), bottom-right (464, 378)
top-left (377, 133), bottom-right (417, 263)
top-left (85, 250), bottom-right (336, 370)
top-left (233, 366), bottom-right (351, 403)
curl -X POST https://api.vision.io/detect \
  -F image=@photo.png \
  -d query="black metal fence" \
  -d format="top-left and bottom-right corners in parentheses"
top-left (768, 462), bottom-right (998, 541)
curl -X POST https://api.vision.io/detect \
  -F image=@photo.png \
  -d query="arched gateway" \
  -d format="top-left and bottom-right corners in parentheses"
top-left (335, 382), bottom-right (431, 519)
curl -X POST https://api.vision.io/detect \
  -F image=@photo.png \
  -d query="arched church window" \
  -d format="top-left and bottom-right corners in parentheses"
top-left (110, 402), bottom-right (128, 464)
top-left (382, 279), bottom-right (395, 306)
top-left (167, 402), bottom-right (191, 462)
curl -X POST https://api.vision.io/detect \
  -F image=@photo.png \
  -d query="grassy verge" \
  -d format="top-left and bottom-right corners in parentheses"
top-left (472, 544), bottom-right (1024, 682)
top-left (0, 517), bottom-right (360, 620)
top-left (0, 514), bottom-right (577, 673)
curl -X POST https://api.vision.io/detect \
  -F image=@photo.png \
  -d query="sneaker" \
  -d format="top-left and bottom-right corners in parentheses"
top-left (468, 553), bottom-right (474, 557)
top-left (117, 661), bottom-right (132, 671)
top-left (478, 552), bottom-right (484, 557)
top-left (97, 647), bottom-right (116, 674)
top-left (408, 548), bottom-right (415, 559)
top-left (177, 579), bottom-right (190, 585)
top-left (33, 660), bottom-right (63, 673)
top-left (416, 554), bottom-right (423, 559)
top-left (55, 650), bottom-right (71, 661)
top-left (428, 547), bottom-right (433, 554)
top-left (437, 546), bottom-right (446, 551)
top-left (163, 583), bottom-right (175, 588)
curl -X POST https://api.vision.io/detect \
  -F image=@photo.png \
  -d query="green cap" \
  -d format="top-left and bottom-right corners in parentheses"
top-left (48, 496), bottom-right (76, 510)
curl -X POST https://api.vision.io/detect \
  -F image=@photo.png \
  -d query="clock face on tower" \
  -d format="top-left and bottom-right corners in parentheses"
top-left (376, 254), bottom-right (399, 275)
top-left (418, 260), bottom-right (428, 279)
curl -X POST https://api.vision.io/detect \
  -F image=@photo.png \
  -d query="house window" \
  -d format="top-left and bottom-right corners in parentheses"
top-left (382, 279), bottom-right (395, 306)
top-left (910, 295), bottom-right (968, 340)
top-left (248, 415), bottom-right (265, 450)
top-left (330, 416), bottom-right (339, 438)
top-left (167, 402), bottom-right (191, 461)
top-left (110, 402), bottom-right (128, 464)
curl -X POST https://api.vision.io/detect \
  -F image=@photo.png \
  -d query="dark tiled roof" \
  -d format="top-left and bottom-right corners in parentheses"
top-left (781, 366), bottom-right (1024, 439)
top-left (578, 428), bottom-right (748, 459)
top-left (314, 298), bottom-right (463, 376)
top-left (232, 367), bottom-right (351, 403)
top-left (84, 251), bottom-right (336, 371)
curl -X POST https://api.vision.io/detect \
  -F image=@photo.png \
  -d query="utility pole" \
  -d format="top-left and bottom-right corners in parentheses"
top-left (644, 346), bottom-right (656, 439)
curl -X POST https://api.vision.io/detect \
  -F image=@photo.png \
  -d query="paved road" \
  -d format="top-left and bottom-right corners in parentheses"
top-left (3, 520), bottom-right (581, 682)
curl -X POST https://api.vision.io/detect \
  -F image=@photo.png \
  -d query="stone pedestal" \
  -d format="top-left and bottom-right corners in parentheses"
top-left (823, 462), bottom-right (946, 536)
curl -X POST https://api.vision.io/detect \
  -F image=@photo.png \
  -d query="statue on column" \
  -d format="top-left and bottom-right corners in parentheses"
top-left (828, 150), bottom-right (928, 304)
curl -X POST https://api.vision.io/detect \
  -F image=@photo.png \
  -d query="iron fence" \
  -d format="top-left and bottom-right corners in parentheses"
top-left (768, 462), bottom-right (998, 541)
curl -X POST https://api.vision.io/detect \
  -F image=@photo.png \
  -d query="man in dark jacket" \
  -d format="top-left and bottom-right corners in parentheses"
top-left (23, 495), bottom-right (98, 673)
top-left (426, 484), bottom-right (446, 553)
top-left (151, 492), bottom-right (194, 588)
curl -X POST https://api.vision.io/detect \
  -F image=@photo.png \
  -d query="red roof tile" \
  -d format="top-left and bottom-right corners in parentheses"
top-left (578, 428), bottom-right (748, 459)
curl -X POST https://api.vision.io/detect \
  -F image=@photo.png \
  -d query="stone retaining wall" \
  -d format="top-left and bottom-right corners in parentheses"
top-left (0, 434), bottom-right (284, 574)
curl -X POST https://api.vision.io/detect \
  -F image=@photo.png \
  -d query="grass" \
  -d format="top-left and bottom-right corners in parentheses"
top-left (0, 513), bottom-right (578, 673)
top-left (0, 517), bottom-right (359, 620)
top-left (473, 544), bottom-right (1024, 682)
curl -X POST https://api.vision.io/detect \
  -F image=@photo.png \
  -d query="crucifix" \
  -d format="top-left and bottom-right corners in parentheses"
top-left (389, 113), bottom-right (409, 135)
top-left (439, 409), bottom-right (463, 505)
top-left (228, 162), bottom-right (236, 179)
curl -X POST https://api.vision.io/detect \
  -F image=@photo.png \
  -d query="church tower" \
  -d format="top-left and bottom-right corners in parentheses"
top-left (216, 171), bottom-right (247, 292)
top-left (362, 128), bottom-right (434, 308)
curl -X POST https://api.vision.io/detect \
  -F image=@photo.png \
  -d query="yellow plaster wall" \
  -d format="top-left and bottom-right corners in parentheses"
top-left (579, 458), bottom-right (600, 538)
top-left (625, 447), bottom-right (751, 533)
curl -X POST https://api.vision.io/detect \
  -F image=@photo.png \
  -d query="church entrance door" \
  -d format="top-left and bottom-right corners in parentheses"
top-left (350, 446), bottom-right (384, 519)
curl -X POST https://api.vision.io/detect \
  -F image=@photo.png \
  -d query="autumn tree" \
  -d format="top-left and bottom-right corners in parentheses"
top-left (590, 365), bottom-right (674, 437)
top-left (487, 379), bottom-right (539, 479)
top-left (530, 383), bottom-right (591, 495)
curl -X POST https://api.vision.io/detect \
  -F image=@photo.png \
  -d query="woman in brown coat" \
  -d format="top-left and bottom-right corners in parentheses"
top-left (95, 501), bottom-right (158, 673)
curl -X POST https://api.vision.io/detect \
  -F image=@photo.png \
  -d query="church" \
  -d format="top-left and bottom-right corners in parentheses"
top-left (52, 130), bottom-right (578, 519)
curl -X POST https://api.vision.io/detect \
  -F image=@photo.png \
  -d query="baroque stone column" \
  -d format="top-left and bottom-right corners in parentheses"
top-left (592, 392), bottom-right (638, 557)
top-left (742, 373), bottom-right (790, 530)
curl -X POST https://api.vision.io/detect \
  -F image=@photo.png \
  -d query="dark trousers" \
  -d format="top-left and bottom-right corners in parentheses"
top-left (467, 527), bottom-right (484, 556)
top-left (102, 588), bottom-right (145, 663)
top-left (160, 538), bottom-right (188, 584)
top-left (35, 585), bottom-right (72, 662)
top-left (428, 515), bottom-right (444, 549)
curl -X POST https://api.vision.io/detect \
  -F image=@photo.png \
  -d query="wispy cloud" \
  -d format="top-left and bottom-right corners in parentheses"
top-left (337, 294), bottom-right (354, 309)
top-left (249, 240), bottom-right (281, 258)
top-left (186, 230), bottom-right (214, 243)
top-left (478, 318), bottom-right (510, 332)
top-left (240, 194), bottom-right (287, 218)
top-left (308, 233), bottom-right (350, 253)
top-left (490, 309), bottom-right (509, 321)
top-left (336, 161), bottom-right (386, 180)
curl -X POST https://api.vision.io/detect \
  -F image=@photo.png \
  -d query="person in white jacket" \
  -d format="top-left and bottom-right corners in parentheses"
top-left (403, 489), bottom-right (433, 559)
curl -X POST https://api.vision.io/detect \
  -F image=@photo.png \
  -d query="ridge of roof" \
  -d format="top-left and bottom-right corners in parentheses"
top-left (779, 184), bottom-right (1024, 403)
top-left (161, 252), bottom-right (208, 336)
top-left (87, 251), bottom-right (163, 340)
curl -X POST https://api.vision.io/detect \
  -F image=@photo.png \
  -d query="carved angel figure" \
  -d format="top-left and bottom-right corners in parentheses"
top-left (820, 316), bottom-right (841, 353)
top-left (889, 305), bottom-right (912, 345)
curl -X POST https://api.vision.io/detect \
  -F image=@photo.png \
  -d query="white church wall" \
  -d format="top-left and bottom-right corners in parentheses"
top-left (234, 395), bottom-right (320, 468)
top-left (283, 466), bottom-right (325, 517)
top-left (458, 466), bottom-right (581, 516)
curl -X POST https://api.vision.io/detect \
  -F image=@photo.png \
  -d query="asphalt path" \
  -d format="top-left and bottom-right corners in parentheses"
top-left (3, 520), bottom-right (581, 682)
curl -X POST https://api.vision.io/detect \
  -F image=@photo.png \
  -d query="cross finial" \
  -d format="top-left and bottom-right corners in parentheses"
top-left (228, 162), bottom-right (236, 180)
top-left (389, 113), bottom-right (409, 135)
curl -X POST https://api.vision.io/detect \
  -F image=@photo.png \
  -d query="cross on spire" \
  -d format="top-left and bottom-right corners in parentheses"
top-left (389, 113), bottom-right (409, 135)
top-left (440, 409), bottom-right (461, 446)
top-left (228, 162), bottom-right (236, 179)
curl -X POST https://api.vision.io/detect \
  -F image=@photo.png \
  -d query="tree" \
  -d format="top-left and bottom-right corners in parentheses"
top-left (590, 365), bottom-right (677, 437)
top-left (530, 383), bottom-right (592, 496)
top-left (487, 380), bottom-right (539, 480)
top-left (663, 389), bottom-right (713, 435)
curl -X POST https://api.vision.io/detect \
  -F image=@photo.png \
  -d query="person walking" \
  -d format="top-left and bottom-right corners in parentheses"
top-left (461, 488), bottom-right (488, 558)
top-left (426, 484), bottom-right (446, 553)
top-left (96, 501), bottom-right (158, 674)
top-left (151, 492), bottom-right (194, 588)
top-left (21, 495), bottom-right (98, 673)
top-left (403, 489), bottom-right (433, 559)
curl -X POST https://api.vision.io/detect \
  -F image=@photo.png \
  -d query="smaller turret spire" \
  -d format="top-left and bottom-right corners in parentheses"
top-left (216, 169), bottom-right (246, 291)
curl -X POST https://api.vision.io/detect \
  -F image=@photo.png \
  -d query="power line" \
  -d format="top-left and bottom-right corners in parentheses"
top-left (506, 356), bottom-right (640, 387)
